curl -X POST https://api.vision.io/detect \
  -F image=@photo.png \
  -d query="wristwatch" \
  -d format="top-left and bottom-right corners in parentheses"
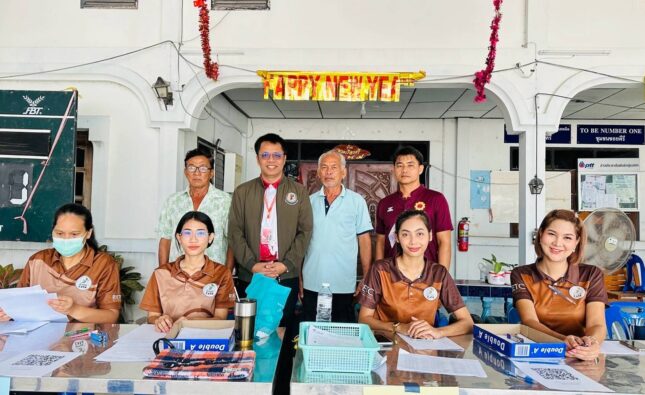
top-left (392, 321), bottom-right (400, 335)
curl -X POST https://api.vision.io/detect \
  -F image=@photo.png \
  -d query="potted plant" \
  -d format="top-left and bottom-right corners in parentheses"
top-left (0, 264), bottom-right (23, 289)
top-left (98, 245), bottom-right (145, 323)
top-left (482, 254), bottom-right (515, 285)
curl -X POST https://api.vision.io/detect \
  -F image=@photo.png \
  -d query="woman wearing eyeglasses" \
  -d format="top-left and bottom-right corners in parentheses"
top-left (358, 210), bottom-right (473, 339)
top-left (141, 211), bottom-right (235, 332)
top-left (511, 209), bottom-right (607, 361)
top-left (0, 203), bottom-right (121, 324)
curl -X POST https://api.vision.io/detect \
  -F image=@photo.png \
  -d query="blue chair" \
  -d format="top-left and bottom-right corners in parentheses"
top-left (605, 301), bottom-right (645, 340)
top-left (507, 307), bottom-right (520, 324)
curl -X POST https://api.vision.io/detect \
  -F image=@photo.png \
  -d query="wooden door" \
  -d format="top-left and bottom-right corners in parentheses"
top-left (347, 163), bottom-right (398, 226)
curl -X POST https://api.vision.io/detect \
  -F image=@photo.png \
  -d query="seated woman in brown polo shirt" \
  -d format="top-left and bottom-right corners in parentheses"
top-left (511, 209), bottom-right (607, 361)
top-left (358, 210), bottom-right (473, 339)
top-left (0, 203), bottom-right (121, 324)
top-left (141, 211), bottom-right (235, 332)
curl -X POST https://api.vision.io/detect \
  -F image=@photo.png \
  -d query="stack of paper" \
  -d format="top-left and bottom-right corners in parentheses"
top-left (95, 324), bottom-right (160, 362)
top-left (0, 323), bottom-right (67, 363)
top-left (0, 286), bottom-right (67, 322)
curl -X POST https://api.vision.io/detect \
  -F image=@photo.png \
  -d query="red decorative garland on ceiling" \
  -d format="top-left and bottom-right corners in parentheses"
top-left (194, 0), bottom-right (219, 80)
top-left (473, 0), bottom-right (503, 103)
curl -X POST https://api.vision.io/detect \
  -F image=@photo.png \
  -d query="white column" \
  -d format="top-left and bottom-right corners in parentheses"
top-left (517, 125), bottom-right (548, 265)
top-left (158, 125), bottom-right (183, 205)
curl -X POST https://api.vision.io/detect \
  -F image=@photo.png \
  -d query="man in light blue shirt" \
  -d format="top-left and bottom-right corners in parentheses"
top-left (302, 150), bottom-right (373, 323)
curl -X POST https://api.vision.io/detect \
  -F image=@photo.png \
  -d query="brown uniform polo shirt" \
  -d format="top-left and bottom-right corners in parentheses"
top-left (359, 258), bottom-right (465, 324)
top-left (511, 263), bottom-right (608, 337)
top-left (18, 247), bottom-right (122, 311)
top-left (140, 256), bottom-right (236, 321)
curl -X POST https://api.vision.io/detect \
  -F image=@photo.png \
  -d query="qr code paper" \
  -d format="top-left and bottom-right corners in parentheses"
top-left (12, 354), bottom-right (65, 367)
top-left (533, 367), bottom-right (580, 381)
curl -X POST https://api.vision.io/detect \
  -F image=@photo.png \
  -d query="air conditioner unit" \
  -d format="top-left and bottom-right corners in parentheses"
top-left (223, 152), bottom-right (243, 193)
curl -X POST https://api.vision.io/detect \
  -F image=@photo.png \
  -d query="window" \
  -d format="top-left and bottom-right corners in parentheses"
top-left (197, 138), bottom-right (225, 190)
top-left (81, 0), bottom-right (137, 9)
top-left (212, 0), bottom-right (269, 10)
top-left (75, 130), bottom-right (93, 209)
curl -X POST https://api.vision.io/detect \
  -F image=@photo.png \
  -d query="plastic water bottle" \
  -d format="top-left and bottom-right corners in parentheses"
top-left (315, 283), bottom-right (333, 322)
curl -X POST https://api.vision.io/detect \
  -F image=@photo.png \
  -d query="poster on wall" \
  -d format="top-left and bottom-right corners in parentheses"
top-left (577, 157), bottom-right (640, 212)
top-left (579, 174), bottom-right (638, 211)
top-left (470, 170), bottom-right (490, 209)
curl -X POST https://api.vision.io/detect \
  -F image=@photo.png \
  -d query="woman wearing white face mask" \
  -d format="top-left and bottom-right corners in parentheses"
top-left (0, 203), bottom-right (121, 323)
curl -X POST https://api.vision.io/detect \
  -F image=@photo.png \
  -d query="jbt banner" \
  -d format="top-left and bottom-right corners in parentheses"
top-left (0, 90), bottom-right (76, 242)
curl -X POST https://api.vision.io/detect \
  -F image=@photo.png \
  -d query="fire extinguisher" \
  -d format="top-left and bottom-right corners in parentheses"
top-left (457, 217), bottom-right (470, 252)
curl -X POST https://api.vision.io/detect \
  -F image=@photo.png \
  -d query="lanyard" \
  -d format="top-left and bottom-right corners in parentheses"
top-left (263, 186), bottom-right (277, 221)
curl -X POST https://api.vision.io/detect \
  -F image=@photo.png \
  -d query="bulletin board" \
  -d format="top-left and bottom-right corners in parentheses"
top-left (578, 173), bottom-right (638, 211)
top-left (490, 171), bottom-right (572, 223)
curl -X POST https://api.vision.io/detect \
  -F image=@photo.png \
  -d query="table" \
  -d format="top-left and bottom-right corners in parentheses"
top-left (291, 333), bottom-right (645, 395)
top-left (1, 322), bottom-right (283, 394)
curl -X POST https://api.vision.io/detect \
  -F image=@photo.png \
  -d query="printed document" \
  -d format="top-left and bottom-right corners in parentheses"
top-left (397, 349), bottom-right (486, 378)
top-left (514, 361), bottom-right (613, 392)
top-left (398, 334), bottom-right (464, 351)
top-left (0, 350), bottom-right (80, 377)
top-left (0, 287), bottom-right (67, 322)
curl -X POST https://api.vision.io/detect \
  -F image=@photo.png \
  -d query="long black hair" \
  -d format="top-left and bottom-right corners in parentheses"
top-left (393, 210), bottom-right (432, 256)
top-left (174, 211), bottom-right (215, 250)
top-left (52, 203), bottom-right (99, 251)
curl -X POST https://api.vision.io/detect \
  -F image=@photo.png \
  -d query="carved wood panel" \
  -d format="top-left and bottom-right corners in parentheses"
top-left (299, 161), bottom-right (396, 227)
top-left (347, 163), bottom-right (397, 226)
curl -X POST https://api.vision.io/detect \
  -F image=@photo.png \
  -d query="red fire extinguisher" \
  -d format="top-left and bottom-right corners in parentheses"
top-left (457, 217), bottom-right (470, 252)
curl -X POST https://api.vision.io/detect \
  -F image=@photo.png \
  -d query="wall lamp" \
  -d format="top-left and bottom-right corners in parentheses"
top-left (529, 175), bottom-right (544, 195)
top-left (153, 77), bottom-right (173, 109)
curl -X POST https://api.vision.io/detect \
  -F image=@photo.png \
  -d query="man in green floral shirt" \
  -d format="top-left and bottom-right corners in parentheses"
top-left (156, 148), bottom-right (233, 269)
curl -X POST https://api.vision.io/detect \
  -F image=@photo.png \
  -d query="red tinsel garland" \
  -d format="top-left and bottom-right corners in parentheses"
top-left (194, 0), bottom-right (219, 80)
top-left (473, 0), bottom-right (503, 103)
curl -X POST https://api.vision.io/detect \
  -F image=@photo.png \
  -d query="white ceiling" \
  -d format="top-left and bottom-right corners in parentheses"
top-left (221, 87), bottom-right (645, 120)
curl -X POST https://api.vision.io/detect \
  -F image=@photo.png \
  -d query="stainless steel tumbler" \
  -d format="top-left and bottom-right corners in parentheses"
top-left (234, 298), bottom-right (257, 349)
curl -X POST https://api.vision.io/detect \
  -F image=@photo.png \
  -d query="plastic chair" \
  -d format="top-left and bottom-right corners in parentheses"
top-left (507, 307), bottom-right (520, 324)
top-left (605, 301), bottom-right (645, 340)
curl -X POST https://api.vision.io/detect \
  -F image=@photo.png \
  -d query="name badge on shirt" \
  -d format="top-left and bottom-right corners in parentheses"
top-left (76, 275), bottom-right (92, 291)
top-left (203, 283), bottom-right (218, 298)
top-left (423, 286), bottom-right (438, 301)
top-left (569, 285), bottom-right (586, 300)
top-left (285, 192), bottom-right (298, 205)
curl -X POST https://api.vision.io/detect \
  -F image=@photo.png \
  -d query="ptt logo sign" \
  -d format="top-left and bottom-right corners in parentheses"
top-left (22, 95), bottom-right (45, 115)
top-left (578, 161), bottom-right (594, 169)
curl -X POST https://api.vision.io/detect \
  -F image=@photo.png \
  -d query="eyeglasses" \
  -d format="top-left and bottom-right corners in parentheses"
top-left (179, 229), bottom-right (209, 238)
top-left (186, 165), bottom-right (212, 174)
top-left (259, 152), bottom-right (284, 160)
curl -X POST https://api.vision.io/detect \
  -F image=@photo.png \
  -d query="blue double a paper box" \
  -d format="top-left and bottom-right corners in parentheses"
top-left (163, 320), bottom-right (235, 352)
top-left (473, 324), bottom-right (566, 359)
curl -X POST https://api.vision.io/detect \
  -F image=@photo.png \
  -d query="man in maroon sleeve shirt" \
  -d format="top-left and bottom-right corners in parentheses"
top-left (375, 146), bottom-right (453, 269)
